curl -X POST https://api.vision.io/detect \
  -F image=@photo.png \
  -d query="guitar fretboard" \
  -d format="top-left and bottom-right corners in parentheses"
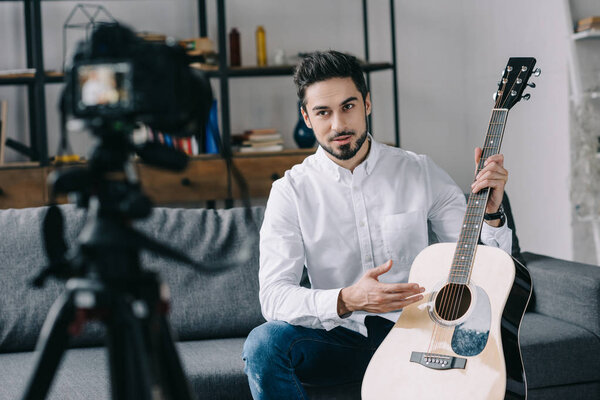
top-left (449, 109), bottom-right (508, 284)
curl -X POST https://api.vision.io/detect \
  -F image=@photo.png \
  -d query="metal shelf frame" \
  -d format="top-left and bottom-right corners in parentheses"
top-left (2, 0), bottom-right (401, 166)
top-left (200, 0), bottom-right (401, 149)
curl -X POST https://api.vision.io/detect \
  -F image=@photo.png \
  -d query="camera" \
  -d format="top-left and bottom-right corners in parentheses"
top-left (66, 22), bottom-right (212, 137)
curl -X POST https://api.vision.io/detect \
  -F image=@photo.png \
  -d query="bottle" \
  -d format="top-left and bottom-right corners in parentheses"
top-left (256, 26), bottom-right (267, 66)
top-left (293, 102), bottom-right (316, 148)
top-left (229, 28), bottom-right (241, 67)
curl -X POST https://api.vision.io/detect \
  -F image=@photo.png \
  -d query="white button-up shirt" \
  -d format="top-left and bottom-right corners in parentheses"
top-left (259, 137), bottom-right (512, 336)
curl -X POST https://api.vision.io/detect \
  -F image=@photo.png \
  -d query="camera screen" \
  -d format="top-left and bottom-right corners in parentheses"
top-left (76, 62), bottom-right (132, 111)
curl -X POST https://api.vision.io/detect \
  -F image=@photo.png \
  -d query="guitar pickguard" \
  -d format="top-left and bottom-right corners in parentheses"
top-left (451, 285), bottom-right (491, 357)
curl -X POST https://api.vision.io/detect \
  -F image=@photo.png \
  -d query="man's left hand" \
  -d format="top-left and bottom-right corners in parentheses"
top-left (471, 148), bottom-right (508, 227)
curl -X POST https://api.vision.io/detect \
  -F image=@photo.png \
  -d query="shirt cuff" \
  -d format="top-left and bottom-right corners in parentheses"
top-left (480, 221), bottom-right (512, 254)
top-left (315, 288), bottom-right (349, 330)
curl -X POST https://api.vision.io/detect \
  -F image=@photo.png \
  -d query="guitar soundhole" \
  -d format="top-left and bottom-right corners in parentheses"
top-left (434, 284), bottom-right (472, 322)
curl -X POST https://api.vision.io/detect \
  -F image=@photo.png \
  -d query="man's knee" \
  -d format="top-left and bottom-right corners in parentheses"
top-left (243, 321), bottom-right (298, 366)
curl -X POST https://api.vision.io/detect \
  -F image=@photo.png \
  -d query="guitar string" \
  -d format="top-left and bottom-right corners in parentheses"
top-left (442, 67), bottom-right (524, 348)
top-left (447, 111), bottom-right (504, 330)
top-left (437, 109), bottom-right (503, 345)
top-left (440, 117), bottom-right (501, 349)
top-left (428, 72), bottom-right (512, 354)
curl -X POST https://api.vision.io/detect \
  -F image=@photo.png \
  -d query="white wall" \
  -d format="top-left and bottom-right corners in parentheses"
top-left (0, 0), bottom-right (575, 261)
top-left (459, 0), bottom-right (572, 261)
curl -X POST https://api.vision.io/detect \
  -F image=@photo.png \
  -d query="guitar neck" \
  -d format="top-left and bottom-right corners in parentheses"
top-left (449, 108), bottom-right (509, 284)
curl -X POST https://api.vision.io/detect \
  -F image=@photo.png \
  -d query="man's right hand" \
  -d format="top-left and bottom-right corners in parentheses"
top-left (337, 260), bottom-right (425, 316)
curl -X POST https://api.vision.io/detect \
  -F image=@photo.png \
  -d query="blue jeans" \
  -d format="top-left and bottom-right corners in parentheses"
top-left (242, 316), bottom-right (393, 400)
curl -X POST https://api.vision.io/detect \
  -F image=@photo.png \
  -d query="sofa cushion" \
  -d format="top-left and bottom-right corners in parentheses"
top-left (0, 205), bottom-right (90, 352)
top-left (134, 206), bottom-right (266, 342)
top-left (520, 312), bottom-right (600, 389)
top-left (523, 252), bottom-right (600, 336)
top-left (0, 347), bottom-right (109, 400)
top-left (0, 205), bottom-right (266, 352)
top-left (0, 338), bottom-right (253, 400)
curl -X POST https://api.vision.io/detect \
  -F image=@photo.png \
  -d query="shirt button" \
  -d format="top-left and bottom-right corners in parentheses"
top-left (365, 255), bottom-right (372, 262)
top-left (359, 221), bottom-right (365, 227)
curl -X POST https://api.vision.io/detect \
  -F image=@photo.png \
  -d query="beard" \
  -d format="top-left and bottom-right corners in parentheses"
top-left (320, 129), bottom-right (368, 161)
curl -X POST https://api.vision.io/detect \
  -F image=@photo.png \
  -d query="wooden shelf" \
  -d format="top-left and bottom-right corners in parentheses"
top-left (0, 61), bottom-right (394, 84)
top-left (0, 70), bottom-right (64, 85)
top-left (192, 62), bottom-right (394, 78)
top-left (0, 151), bottom-right (313, 208)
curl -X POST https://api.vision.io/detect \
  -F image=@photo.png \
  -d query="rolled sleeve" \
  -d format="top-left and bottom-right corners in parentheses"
top-left (480, 221), bottom-right (512, 254)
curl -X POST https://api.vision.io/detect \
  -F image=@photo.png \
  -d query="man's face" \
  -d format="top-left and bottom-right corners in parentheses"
top-left (301, 77), bottom-right (371, 161)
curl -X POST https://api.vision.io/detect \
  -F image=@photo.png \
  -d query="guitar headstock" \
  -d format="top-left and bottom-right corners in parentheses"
top-left (494, 57), bottom-right (539, 109)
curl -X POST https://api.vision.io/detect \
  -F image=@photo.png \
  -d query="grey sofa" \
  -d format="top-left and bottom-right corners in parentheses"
top-left (0, 204), bottom-right (598, 400)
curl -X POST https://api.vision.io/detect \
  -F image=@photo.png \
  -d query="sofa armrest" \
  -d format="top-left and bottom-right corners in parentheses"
top-left (522, 252), bottom-right (600, 336)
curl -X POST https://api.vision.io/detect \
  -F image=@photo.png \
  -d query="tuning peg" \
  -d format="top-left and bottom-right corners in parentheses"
top-left (493, 91), bottom-right (499, 101)
top-left (521, 93), bottom-right (531, 101)
top-left (527, 82), bottom-right (536, 88)
top-left (533, 68), bottom-right (541, 77)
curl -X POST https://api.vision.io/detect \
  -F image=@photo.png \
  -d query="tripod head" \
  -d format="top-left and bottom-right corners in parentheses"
top-left (34, 121), bottom-right (206, 287)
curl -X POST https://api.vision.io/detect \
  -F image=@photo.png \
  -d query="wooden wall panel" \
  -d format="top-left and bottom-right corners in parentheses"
top-left (232, 154), bottom-right (310, 198)
top-left (0, 167), bottom-right (46, 209)
top-left (137, 158), bottom-right (229, 203)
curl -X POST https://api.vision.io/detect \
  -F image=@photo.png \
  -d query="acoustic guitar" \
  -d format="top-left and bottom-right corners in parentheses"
top-left (362, 58), bottom-right (538, 400)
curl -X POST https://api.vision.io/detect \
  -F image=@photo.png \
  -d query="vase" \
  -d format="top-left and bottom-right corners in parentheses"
top-left (293, 103), bottom-right (316, 148)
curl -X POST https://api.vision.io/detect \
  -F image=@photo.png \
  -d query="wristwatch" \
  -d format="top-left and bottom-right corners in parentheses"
top-left (483, 204), bottom-right (506, 225)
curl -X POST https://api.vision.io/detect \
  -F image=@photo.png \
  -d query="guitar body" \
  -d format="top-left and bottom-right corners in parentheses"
top-left (362, 243), bottom-right (532, 400)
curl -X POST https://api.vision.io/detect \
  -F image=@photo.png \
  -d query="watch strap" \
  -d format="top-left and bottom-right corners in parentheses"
top-left (484, 204), bottom-right (505, 221)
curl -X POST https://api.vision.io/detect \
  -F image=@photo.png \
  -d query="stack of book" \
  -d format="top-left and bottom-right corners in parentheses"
top-left (576, 16), bottom-right (600, 32)
top-left (134, 125), bottom-right (199, 155)
top-left (234, 129), bottom-right (284, 153)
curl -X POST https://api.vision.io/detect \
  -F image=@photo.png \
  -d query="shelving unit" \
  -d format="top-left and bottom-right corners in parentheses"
top-left (203, 0), bottom-right (400, 154)
top-left (0, 0), bottom-right (400, 209)
top-left (563, 0), bottom-right (600, 265)
top-left (0, 0), bottom-right (51, 164)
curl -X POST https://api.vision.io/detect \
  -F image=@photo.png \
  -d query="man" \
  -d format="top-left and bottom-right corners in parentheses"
top-left (242, 50), bottom-right (511, 399)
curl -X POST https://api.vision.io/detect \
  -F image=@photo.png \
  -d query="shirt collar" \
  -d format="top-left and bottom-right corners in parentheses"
top-left (315, 133), bottom-right (381, 181)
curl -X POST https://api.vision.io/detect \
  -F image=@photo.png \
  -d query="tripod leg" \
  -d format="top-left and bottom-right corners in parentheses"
top-left (155, 315), bottom-right (196, 400)
top-left (21, 291), bottom-right (75, 400)
top-left (106, 297), bottom-right (154, 400)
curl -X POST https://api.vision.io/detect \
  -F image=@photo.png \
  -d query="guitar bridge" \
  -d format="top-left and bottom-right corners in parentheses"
top-left (410, 352), bottom-right (467, 370)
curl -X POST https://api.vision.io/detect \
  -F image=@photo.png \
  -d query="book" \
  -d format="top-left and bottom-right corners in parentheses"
top-left (576, 23), bottom-right (600, 32)
top-left (246, 133), bottom-right (282, 142)
top-left (577, 16), bottom-right (600, 26)
top-left (239, 144), bottom-right (284, 153)
top-left (242, 139), bottom-right (283, 147)
top-left (576, 16), bottom-right (600, 32)
top-left (243, 128), bottom-right (278, 135)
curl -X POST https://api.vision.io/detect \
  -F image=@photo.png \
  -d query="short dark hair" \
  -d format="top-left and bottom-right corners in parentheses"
top-left (293, 50), bottom-right (368, 110)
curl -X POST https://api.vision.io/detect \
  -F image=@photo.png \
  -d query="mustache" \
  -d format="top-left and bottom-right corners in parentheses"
top-left (329, 131), bottom-right (355, 140)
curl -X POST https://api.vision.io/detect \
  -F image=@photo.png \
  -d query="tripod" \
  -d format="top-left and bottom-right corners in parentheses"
top-left (22, 131), bottom-right (198, 400)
